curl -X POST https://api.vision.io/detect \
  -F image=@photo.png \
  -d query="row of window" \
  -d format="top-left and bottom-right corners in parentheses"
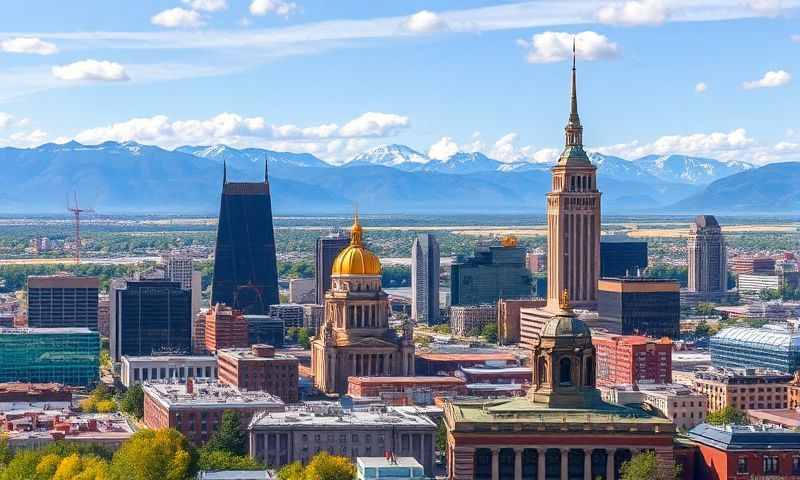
top-left (131, 365), bottom-right (216, 381)
top-left (737, 456), bottom-right (800, 475)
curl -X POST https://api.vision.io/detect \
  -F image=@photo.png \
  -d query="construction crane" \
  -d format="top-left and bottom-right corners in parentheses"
top-left (67, 193), bottom-right (94, 264)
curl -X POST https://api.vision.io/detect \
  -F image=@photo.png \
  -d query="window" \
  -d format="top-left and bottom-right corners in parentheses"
top-left (793, 456), bottom-right (800, 474)
top-left (737, 457), bottom-right (748, 473)
top-left (763, 456), bottom-right (779, 474)
top-left (559, 357), bottom-right (572, 386)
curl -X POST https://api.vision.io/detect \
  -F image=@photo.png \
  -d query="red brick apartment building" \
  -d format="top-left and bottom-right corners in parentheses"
top-left (592, 333), bottom-right (672, 387)
top-left (347, 376), bottom-right (467, 399)
top-left (217, 345), bottom-right (299, 403)
top-left (204, 303), bottom-right (248, 353)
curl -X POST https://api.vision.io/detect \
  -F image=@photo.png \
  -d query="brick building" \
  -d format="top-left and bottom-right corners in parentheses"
top-left (142, 379), bottom-right (284, 446)
top-left (347, 376), bottom-right (467, 399)
top-left (204, 303), bottom-right (249, 353)
top-left (217, 345), bottom-right (299, 403)
top-left (0, 382), bottom-right (72, 405)
top-left (688, 423), bottom-right (800, 479)
top-left (497, 299), bottom-right (545, 345)
top-left (602, 383), bottom-right (708, 431)
top-left (414, 351), bottom-right (518, 376)
top-left (592, 334), bottom-right (672, 387)
top-left (693, 367), bottom-right (793, 412)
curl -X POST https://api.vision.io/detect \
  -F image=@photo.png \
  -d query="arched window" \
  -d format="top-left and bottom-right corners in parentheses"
top-left (537, 357), bottom-right (547, 386)
top-left (559, 357), bottom-right (572, 386)
top-left (585, 357), bottom-right (594, 386)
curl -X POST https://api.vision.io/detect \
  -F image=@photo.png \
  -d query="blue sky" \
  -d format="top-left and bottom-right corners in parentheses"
top-left (0, 0), bottom-right (798, 165)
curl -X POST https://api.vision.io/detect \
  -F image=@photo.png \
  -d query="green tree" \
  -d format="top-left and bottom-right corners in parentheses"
top-left (695, 303), bottom-right (716, 316)
top-left (435, 420), bottom-right (447, 454)
top-left (481, 323), bottom-right (498, 343)
top-left (431, 324), bottom-right (450, 335)
top-left (759, 288), bottom-right (781, 301)
top-left (0, 450), bottom-right (41, 480)
top-left (707, 406), bottom-right (747, 426)
top-left (278, 452), bottom-right (354, 480)
top-left (119, 383), bottom-right (145, 419)
top-left (620, 451), bottom-right (680, 480)
top-left (108, 429), bottom-right (196, 480)
top-left (204, 411), bottom-right (245, 456)
top-left (197, 449), bottom-right (262, 471)
top-left (694, 321), bottom-right (711, 337)
top-left (0, 433), bottom-right (12, 468)
top-left (296, 328), bottom-right (311, 349)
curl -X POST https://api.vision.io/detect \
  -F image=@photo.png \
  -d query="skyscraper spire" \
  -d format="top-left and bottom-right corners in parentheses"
top-left (223, 160), bottom-right (227, 184)
top-left (565, 35), bottom-right (583, 148)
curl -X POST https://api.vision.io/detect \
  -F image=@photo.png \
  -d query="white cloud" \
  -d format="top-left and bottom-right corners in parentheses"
top-left (518, 31), bottom-right (619, 64)
top-left (0, 37), bottom-right (58, 55)
top-left (151, 8), bottom-right (204, 28)
top-left (532, 148), bottom-right (560, 164)
top-left (0, 113), bottom-right (12, 129)
top-left (595, 128), bottom-right (755, 159)
top-left (182, 0), bottom-right (227, 12)
top-left (745, 0), bottom-right (789, 15)
top-left (595, 0), bottom-right (669, 26)
top-left (249, 0), bottom-right (298, 17)
top-left (404, 10), bottom-right (448, 33)
top-left (695, 82), bottom-right (708, 93)
top-left (71, 111), bottom-right (409, 148)
top-left (51, 60), bottom-right (129, 82)
top-left (428, 137), bottom-right (459, 160)
top-left (742, 70), bottom-right (792, 89)
top-left (8, 129), bottom-right (47, 146)
top-left (792, 34), bottom-right (800, 43)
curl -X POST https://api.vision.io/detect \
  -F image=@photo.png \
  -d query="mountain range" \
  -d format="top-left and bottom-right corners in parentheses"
top-left (0, 140), bottom-right (793, 214)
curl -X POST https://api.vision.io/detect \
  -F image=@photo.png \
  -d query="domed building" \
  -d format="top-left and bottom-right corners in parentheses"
top-left (311, 215), bottom-right (414, 394)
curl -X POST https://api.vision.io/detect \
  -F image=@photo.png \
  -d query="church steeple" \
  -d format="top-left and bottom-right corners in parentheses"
top-left (565, 37), bottom-right (583, 148)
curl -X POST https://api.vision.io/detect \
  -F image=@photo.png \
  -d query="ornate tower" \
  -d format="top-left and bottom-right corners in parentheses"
top-left (546, 43), bottom-right (601, 309)
top-left (311, 215), bottom-right (414, 394)
top-left (528, 291), bottom-right (600, 408)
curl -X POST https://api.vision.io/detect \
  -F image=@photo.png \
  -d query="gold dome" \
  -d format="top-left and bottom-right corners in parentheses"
top-left (331, 215), bottom-right (382, 276)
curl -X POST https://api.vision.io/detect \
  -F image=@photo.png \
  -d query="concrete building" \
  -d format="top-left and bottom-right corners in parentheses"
top-left (162, 253), bottom-right (202, 320)
top-left (248, 403), bottom-right (437, 475)
top-left (110, 279), bottom-right (192, 362)
top-left (525, 250), bottom-right (546, 273)
top-left (268, 304), bottom-right (304, 329)
top-left (411, 233), bottom-right (440, 326)
top-left (311, 217), bottom-right (415, 394)
top-left (687, 215), bottom-right (727, 300)
top-left (450, 237), bottom-right (531, 306)
top-left (693, 367), bottom-right (793, 412)
top-left (302, 304), bottom-right (324, 334)
top-left (143, 379), bottom-right (285, 446)
top-left (710, 324), bottom-right (800, 373)
top-left (193, 309), bottom-right (208, 354)
top-left (357, 457), bottom-right (425, 480)
top-left (120, 355), bottom-right (218, 387)
top-left (27, 275), bottom-right (99, 330)
top-left (518, 306), bottom-right (549, 351)
top-left (205, 303), bottom-right (249, 353)
top-left (595, 278), bottom-right (680, 338)
top-left (0, 382), bottom-right (72, 409)
top-left (347, 376), bottom-right (467, 400)
top-left (449, 304), bottom-right (497, 337)
top-left (600, 240), bottom-right (648, 278)
top-left (97, 293), bottom-right (110, 338)
top-left (689, 423), bottom-right (800, 479)
top-left (602, 383), bottom-right (708, 430)
top-left (592, 334), bottom-right (672, 387)
top-left (288, 278), bottom-right (315, 304)
top-left (737, 273), bottom-right (782, 300)
top-left (315, 230), bottom-right (350, 305)
top-left (497, 299), bottom-right (545, 345)
top-left (2, 409), bottom-right (134, 451)
top-left (457, 365), bottom-right (532, 387)
top-left (730, 256), bottom-right (776, 275)
top-left (0, 327), bottom-right (99, 388)
top-left (217, 345), bottom-right (299, 403)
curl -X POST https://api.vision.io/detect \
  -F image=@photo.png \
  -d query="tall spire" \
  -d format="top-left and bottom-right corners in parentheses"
top-left (223, 160), bottom-right (227, 184)
top-left (350, 205), bottom-right (363, 246)
top-left (264, 154), bottom-right (269, 182)
top-left (565, 36), bottom-right (583, 148)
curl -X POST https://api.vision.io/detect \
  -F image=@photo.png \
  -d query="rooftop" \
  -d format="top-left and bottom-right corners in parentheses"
top-left (249, 403), bottom-right (435, 429)
top-left (217, 346), bottom-right (297, 362)
top-left (694, 367), bottom-right (793, 382)
top-left (593, 333), bottom-right (672, 346)
top-left (122, 355), bottom-right (216, 364)
top-left (0, 327), bottom-right (96, 335)
top-left (688, 423), bottom-right (800, 450)
top-left (143, 380), bottom-right (285, 410)
top-left (197, 471), bottom-right (274, 480)
top-left (358, 456), bottom-right (423, 469)
top-left (349, 376), bottom-right (465, 385)
top-left (712, 324), bottom-right (800, 350)
top-left (460, 366), bottom-right (531, 375)
top-left (748, 409), bottom-right (800, 428)
top-left (416, 352), bottom-right (517, 362)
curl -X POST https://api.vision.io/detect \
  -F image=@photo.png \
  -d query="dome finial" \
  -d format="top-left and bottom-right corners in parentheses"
top-left (350, 204), bottom-right (363, 246)
top-left (560, 289), bottom-right (571, 311)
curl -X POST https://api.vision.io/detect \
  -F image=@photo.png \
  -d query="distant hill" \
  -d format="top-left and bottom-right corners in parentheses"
top-left (0, 140), bottom-right (770, 214)
top-left (669, 162), bottom-right (800, 213)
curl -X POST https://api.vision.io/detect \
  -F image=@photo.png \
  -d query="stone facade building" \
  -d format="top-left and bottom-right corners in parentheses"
top-left (449, 304), bottom-right (497, 337)
top-left (687, 215), bottom-right (727, 299)
top-left (693, 367), bottom-right (793, 412)
top-left (217, 345), bottom-right (299, 403)
top-left (204, 303), bottom-right (249, 353)
top-left (311, 216), bottom-right (415, 394)
top-left (411, 233), bottom-right (440, 326)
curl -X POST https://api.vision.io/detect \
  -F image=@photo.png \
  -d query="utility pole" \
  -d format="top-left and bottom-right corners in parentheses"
top-left (67, 192), bottom-right (94, 264)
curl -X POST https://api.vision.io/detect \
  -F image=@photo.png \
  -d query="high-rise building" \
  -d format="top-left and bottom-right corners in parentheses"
top-left (26, 275), bottom-right (99, 330)
top-left (315, 230), bottom-right (350, 305)
top-left (688, 215), bottom-right (727, 298)
top-left (497, 298), bottom-right (545, 345)
top-left (268, 304), bottom-right (304, 329)
top-left (448, 305), bottom-right (497, 337)
top-left (204, 303), bottom-right (249, 353)
top-left (288, 278), bottom-right (315, 304)
top-left (302, 304), bottom-right (324, 334)
top-left (0, 327), bottom-right (100, 387)
top-left (162, 254), bottom-right (202, 318)
top-left (595, 278), bottom-right (680, 338)
top-left (311, 216), bottom-right (415, 394)
top-left (600, 240), bottom-right (648, 278)
top-left (411, 233), bottom-right (440, 325)
top-left (110, 279), bottom-right (192, 362)
top-left (245, 315), bottom-right (285, 347)
top-left (450, 236), bottom-right (531, 306)
top-left (211, 162), bottom-right (279, 315)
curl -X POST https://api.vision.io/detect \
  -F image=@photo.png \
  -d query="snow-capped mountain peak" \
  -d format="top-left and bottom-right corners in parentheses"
top-left (347, 144), bottom-right (429, 168)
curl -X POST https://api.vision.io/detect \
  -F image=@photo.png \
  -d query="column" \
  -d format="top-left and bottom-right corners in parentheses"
top-left (351, 355), bottom-right (356, 377)
top-left (606, 449), bottom-right (616, 480)
top-left (514, 448), bottom-right (523, 480)
top-left (560, 449), bottom-right (568, 480)
top-left (491, 448), bottom-right (499, 480)
top-left (538, 449), bottom-right (546, 480)
top-left (583, 449), bottom-right (592, 480)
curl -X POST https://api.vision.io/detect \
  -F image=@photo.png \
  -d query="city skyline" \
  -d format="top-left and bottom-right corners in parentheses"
top-left (0, 1), bottom-right (796, 166)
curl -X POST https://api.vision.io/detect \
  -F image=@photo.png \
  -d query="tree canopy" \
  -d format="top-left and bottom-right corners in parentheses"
top-left (204, 411), bottom-right (245, 456)
top-left (108, 429), bottom-right (195, 480)
top-left (277, 452), bottom-right (354, 480)
top-left (118, 383), bottom-right (144, 419)
top-left (620, 451), bottom-right (680, 480)
top-left (706, 406), bottom-right (747, 426)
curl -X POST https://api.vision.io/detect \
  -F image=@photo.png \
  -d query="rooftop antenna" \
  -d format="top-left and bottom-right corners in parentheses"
top-left (223, 160), bottom-right (227, 184)
top-left (264, 154), bottom-right (269, 182)
top-left (67, 192), bottom-right (94, 264)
